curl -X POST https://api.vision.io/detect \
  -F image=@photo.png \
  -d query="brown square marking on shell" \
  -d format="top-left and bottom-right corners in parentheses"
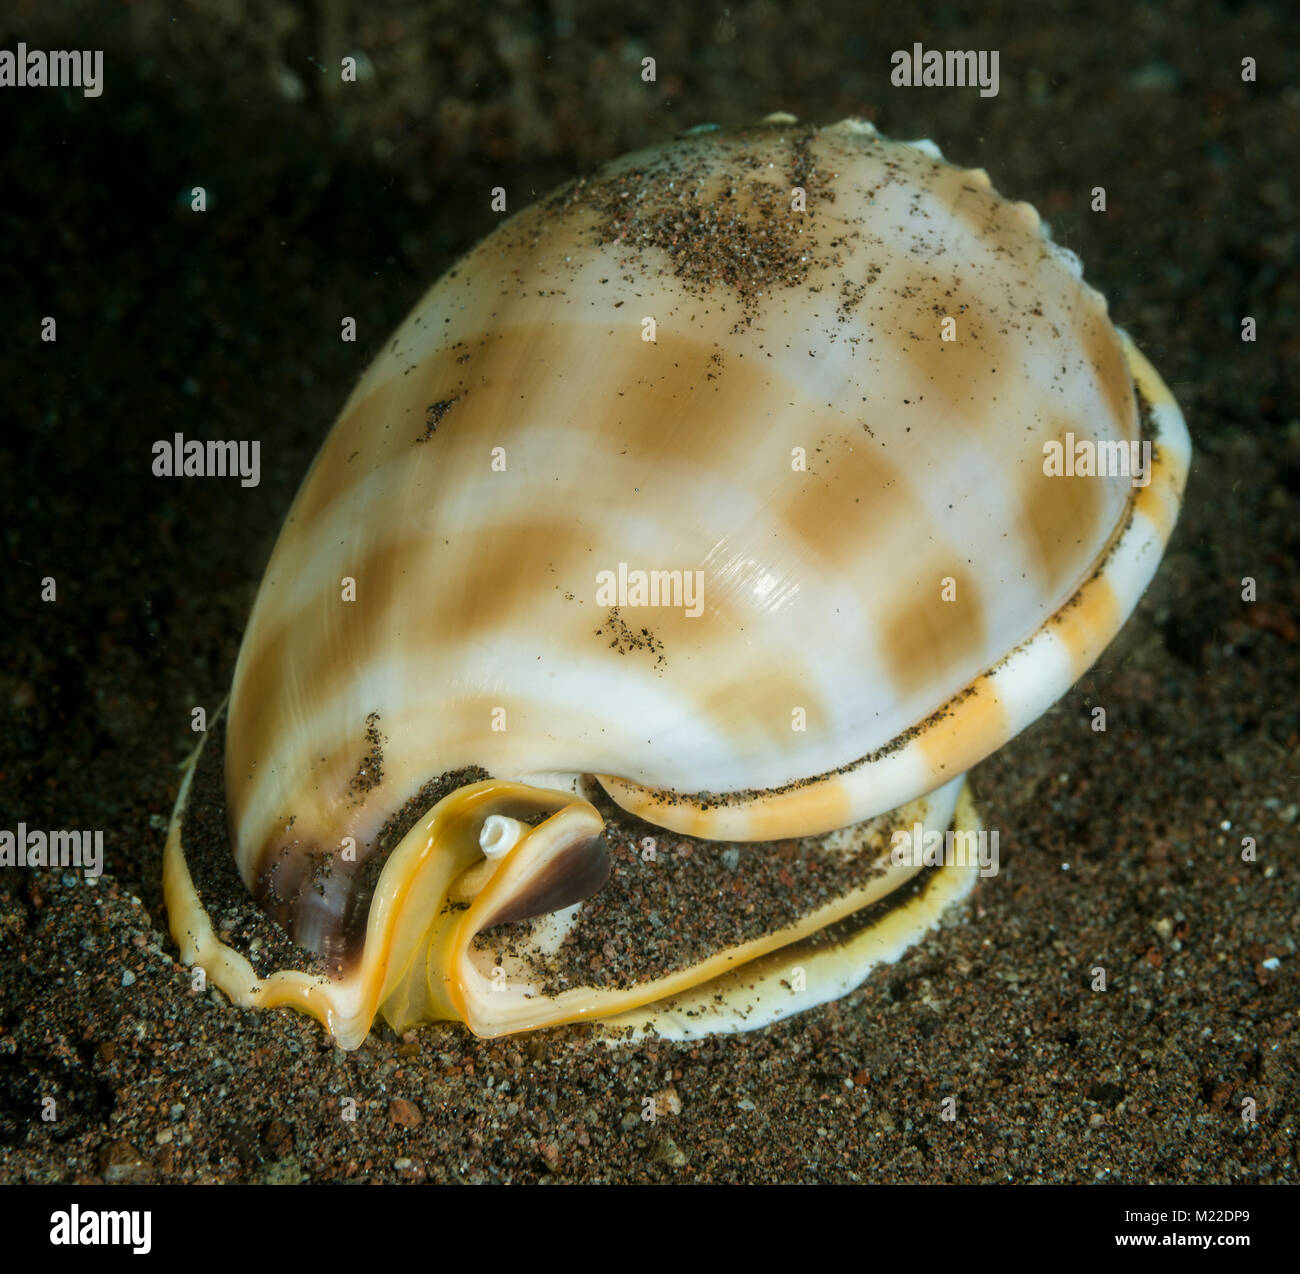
top-left (1018, 418), bottom-right (1110, 601)
top-left (880, 563), bottom-right (988, 706)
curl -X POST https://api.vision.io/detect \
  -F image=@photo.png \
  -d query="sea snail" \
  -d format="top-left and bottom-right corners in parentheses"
top-left (163, 115), bottom-right (1190, 1047)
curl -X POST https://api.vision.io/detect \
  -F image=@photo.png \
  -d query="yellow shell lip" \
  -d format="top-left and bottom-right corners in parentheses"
top-left (166, 716), bottom-right (603, 1048)
top-left (165, 710), bottom-right (984, 1046)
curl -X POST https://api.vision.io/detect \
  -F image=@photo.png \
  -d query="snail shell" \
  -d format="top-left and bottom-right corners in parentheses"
top-left (164, 116), bottom-right (1190, 1045)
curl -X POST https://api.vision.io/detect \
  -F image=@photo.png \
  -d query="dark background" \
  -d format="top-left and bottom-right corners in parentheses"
top-left (0, 0), bottom-right (1296, 1184)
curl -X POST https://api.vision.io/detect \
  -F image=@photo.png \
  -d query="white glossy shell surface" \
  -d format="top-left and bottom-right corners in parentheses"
top-left (225, 118), bottom-right (1163, 879)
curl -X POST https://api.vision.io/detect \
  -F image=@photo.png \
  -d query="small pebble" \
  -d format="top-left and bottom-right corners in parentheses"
top-left (389, 1097), bottom-right (423, 1128)
top-left (653, 1135), bottom-right (687, 1168)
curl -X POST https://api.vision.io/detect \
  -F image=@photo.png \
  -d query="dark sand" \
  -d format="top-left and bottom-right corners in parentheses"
top-left (1, 1), bottom-right (1296, 1183)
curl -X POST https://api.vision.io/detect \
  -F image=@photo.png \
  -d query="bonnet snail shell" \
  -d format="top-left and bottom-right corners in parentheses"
top-left (163, 116), bottom-right (1190, 1047)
